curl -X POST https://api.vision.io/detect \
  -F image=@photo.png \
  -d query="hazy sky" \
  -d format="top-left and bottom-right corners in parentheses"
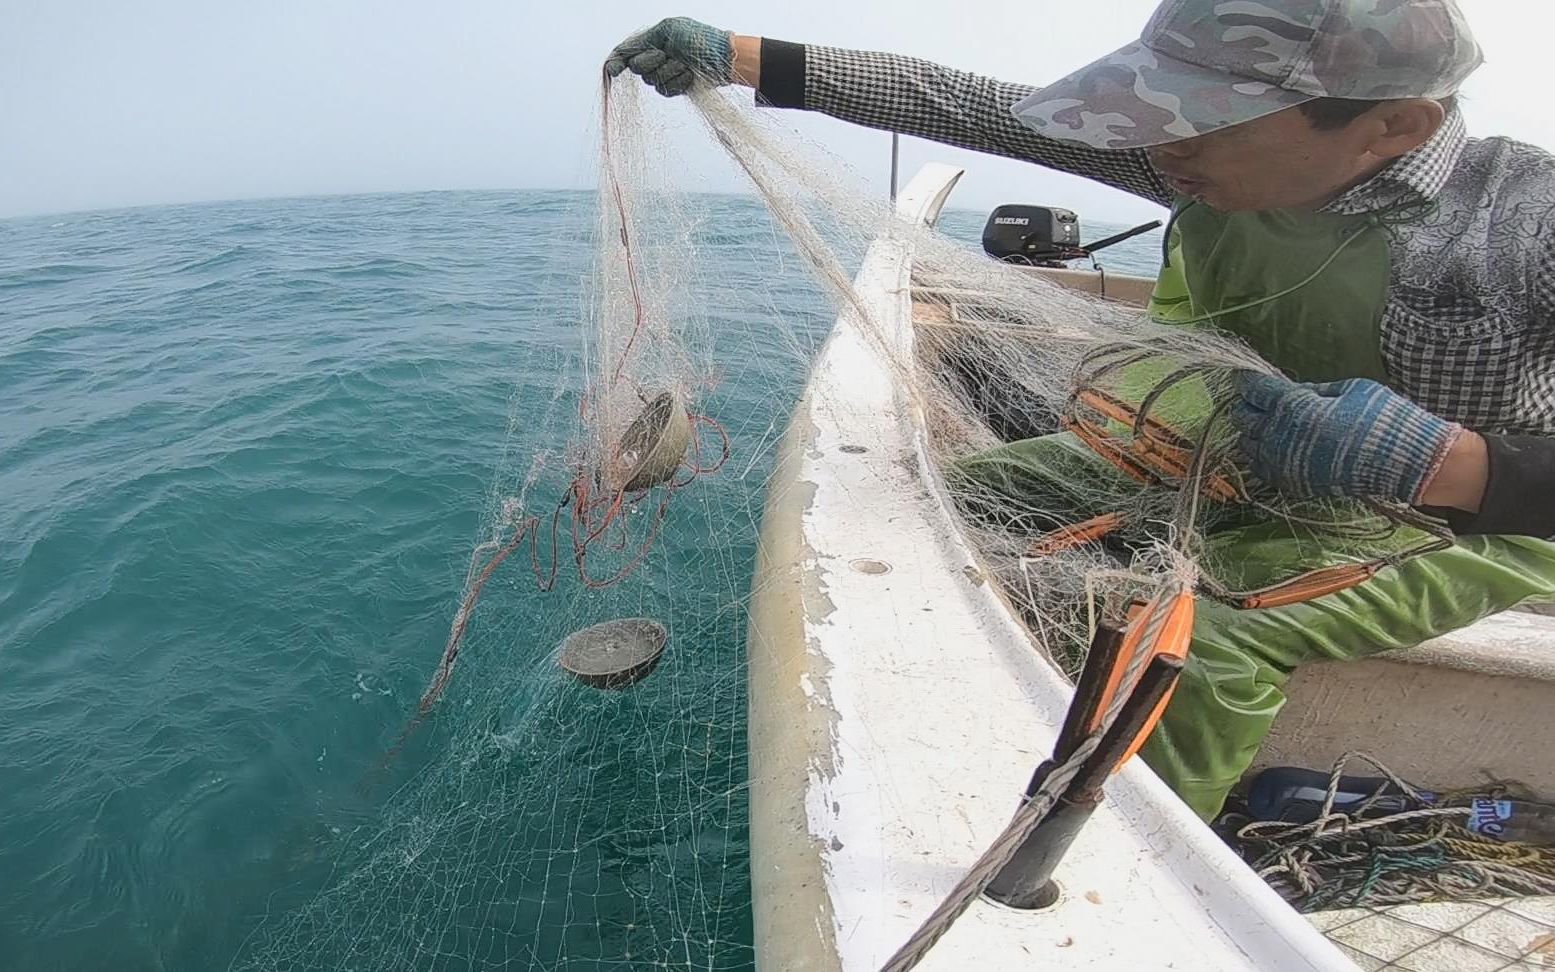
top-left (5, 1), bottom-right (1553, 222)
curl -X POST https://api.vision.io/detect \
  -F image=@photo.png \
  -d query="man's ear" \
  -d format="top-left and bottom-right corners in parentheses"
top-left (1364, 98), bottom-right (1446, 162)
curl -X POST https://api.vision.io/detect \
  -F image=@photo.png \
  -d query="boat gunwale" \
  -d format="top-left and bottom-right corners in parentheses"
top-left (747, 162), bottom-right (1357, 971)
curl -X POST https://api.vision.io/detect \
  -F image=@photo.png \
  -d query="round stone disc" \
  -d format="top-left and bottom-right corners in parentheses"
top-left (557, 618), bottom-right (668, 690)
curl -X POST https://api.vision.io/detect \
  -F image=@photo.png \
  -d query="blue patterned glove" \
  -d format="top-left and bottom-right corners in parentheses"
top-left (605, 18), bottom-right (734, 96)
top-left (1231, 372), bottom-right (1463, 503)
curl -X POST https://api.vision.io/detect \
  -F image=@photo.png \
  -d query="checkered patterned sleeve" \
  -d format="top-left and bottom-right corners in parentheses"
top-left (1534, 220), bottom-right (1555, 328)
top-left (755, 39), bottom-right (1173, 206)
top-left (1430, 202), bottom-right (1555, 538)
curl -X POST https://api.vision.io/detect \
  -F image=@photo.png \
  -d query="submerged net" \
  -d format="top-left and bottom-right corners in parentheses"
top-left (234, 75), bottom-right (1450, 970)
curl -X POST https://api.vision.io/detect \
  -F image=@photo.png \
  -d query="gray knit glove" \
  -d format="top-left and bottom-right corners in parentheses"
top-left (605, 18), bottom-right (734, 96)
top-left (1232, 372), bottom-right (1462, 503)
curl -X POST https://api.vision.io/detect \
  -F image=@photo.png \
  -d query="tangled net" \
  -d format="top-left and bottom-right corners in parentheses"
top-left (233, 72), bottom-right (1476, 971)
top-left (411, 83), bottom-right (737, 720)
top-left (1231, 752), bottom-right (1555, 912)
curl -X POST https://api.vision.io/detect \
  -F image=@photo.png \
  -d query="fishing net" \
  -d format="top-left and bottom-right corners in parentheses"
top-left (234, 75), bottom-right (1449, 970)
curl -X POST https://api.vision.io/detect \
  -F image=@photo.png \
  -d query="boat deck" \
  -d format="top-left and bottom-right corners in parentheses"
top-left (747, 162), bottom-right (1553, 971)
top-left (907, 254), bottom-right (1555, 972)
top-left (747, 165), bottom-right (1352, 970)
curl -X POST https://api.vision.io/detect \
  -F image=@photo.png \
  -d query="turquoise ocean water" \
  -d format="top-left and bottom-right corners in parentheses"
top-left (0, 190), bottom-right (1158, 971)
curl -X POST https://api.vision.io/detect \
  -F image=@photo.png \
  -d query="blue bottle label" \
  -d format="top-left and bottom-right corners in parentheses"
top-left (1466, 797), bottom-right (1512, 837)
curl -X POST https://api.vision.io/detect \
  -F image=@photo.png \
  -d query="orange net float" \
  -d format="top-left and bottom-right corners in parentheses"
top-left (1062, 385), bottom-right (1245, 504)
top-left (1087, 582), bottom-right (1197, 771)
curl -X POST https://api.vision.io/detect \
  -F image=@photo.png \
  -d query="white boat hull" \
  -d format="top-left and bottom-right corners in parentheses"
top-left (746, 164), bottom-right (1357, 971)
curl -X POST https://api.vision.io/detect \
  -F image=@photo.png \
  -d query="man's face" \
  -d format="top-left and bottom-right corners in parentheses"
top-left (1144, 105), bottom-right (1387, 212)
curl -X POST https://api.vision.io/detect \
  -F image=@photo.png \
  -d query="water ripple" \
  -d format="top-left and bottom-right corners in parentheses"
top-left (0, 189), bottom-right (1156, 971)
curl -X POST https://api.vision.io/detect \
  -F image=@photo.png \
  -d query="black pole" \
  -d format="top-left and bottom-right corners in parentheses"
top-left (1053, 624), bottom-right (1128, 765)
top-left (1021, 621), bottom-right (1125, 798)
top-left (1080, 219), bottom-right (1164, 256)
top-left (985, 654), bottom-right (1185, 909)
top-left (1068, 654), bottom-right (1185, 799)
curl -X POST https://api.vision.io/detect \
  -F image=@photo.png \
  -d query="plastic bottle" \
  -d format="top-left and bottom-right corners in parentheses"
top-left (1463, 797), bottom-right (1555, 845)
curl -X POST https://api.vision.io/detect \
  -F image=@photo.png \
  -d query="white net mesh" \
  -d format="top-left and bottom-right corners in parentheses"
top-left (234, 77), bottom-right (1442, 970)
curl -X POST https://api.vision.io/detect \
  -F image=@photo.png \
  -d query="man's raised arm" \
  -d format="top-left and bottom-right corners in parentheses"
top-left (607, 19), bottom-right (1173, 206)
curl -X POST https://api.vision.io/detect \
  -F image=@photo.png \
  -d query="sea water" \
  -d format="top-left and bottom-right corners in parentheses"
top-left (0, 190), bottom-right (1160, 970)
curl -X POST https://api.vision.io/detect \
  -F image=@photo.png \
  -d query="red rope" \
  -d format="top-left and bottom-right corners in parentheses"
top-left (418, 518), bottom-right (533, 712)
top-left (686, 412), bottom-right (731, 474)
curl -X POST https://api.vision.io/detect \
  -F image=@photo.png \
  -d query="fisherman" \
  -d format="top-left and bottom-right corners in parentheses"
top-left (607, 1), bottom-right (1555, 820)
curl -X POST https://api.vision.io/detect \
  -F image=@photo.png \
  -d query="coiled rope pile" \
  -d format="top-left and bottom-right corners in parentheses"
top-left (1231, 752), bottom-right (1555, 912)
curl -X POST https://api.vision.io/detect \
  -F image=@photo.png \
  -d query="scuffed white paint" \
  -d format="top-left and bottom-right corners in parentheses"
top-left (765, 164), bottom-right (1358, 971)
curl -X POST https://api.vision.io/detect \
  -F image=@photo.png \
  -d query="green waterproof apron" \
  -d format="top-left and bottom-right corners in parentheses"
top-left (954, 198), bottom-right (1555, 820)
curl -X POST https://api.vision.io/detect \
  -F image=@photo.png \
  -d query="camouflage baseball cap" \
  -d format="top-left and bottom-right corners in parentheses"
top-left (1012, 0), bottom-right (1482, 149)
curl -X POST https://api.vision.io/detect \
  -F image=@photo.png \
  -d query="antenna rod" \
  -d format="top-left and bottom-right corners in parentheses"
top-left (889, 132), bottom-right (900, 204)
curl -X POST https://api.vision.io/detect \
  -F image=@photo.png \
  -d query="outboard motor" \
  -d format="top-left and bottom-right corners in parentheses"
top-left (981, 205), bottom-right (1084, 264)
top-left (982, 205), bottom-right (1163, 268)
